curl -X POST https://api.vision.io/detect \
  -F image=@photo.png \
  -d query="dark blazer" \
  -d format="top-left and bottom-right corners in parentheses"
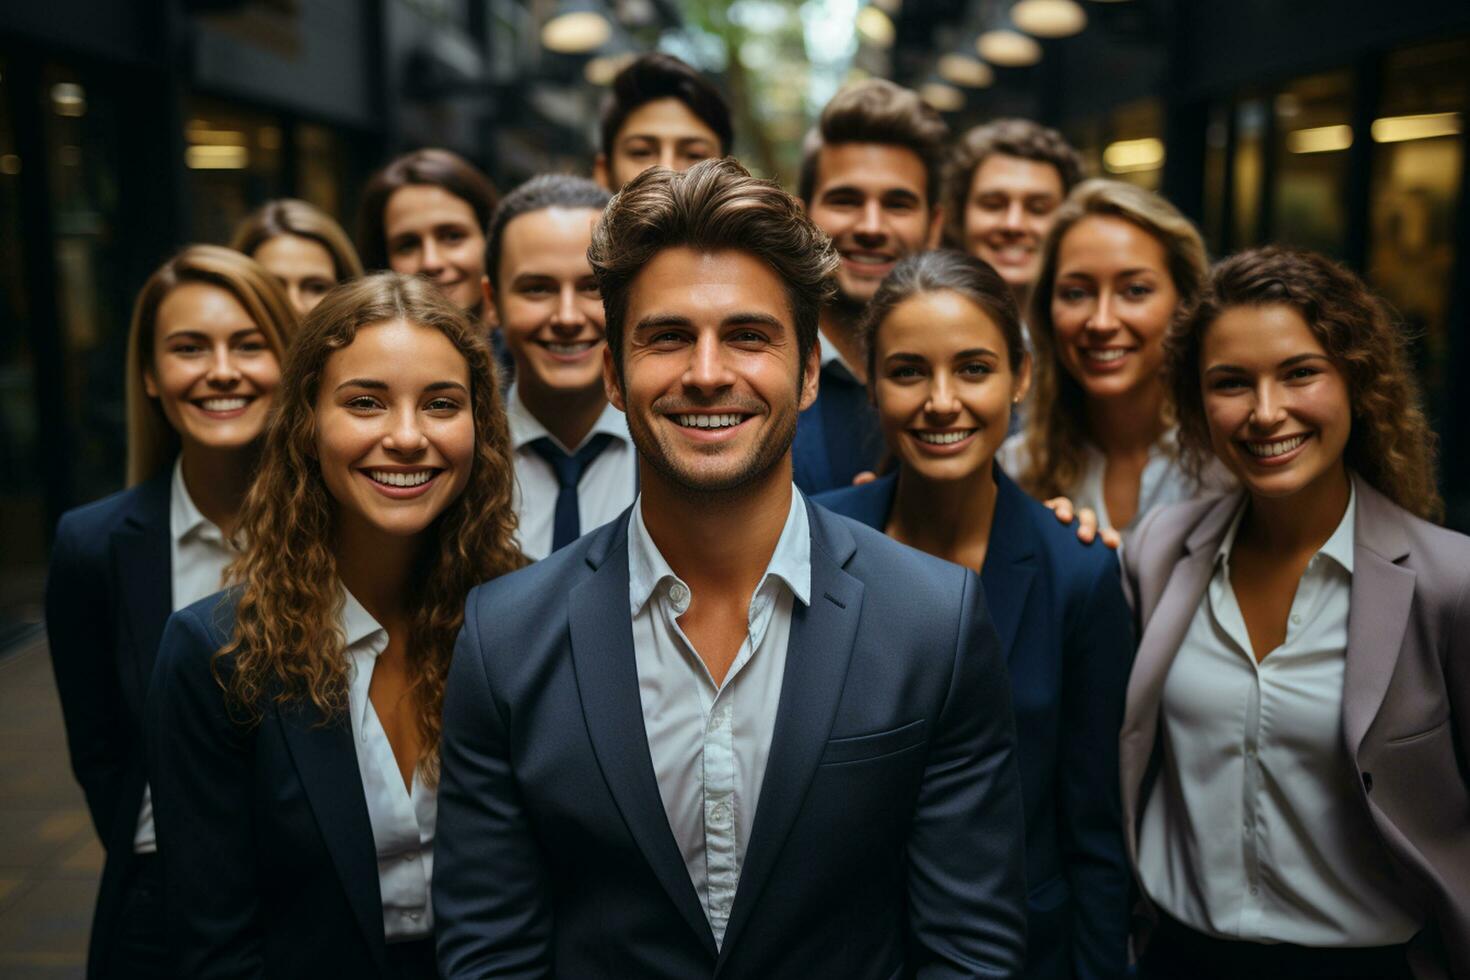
top-left (792, 360), bottom-right (885, 494)
top-left (434, 499), bottom-right (1028, 979)
top-left (817, 470), bottom-right (1133, 980)
top-left (1120, 473), bottom-right (1470, 980)
top-left (45, 472), bottom-right (173, 977)
top-left (145, 590), bottom-right (401, 980)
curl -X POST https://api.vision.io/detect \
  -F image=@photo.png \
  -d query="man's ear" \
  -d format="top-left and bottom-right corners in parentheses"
top-left (798, 337), bottom-right (821, 413)
top-left (480, 276), bottom-right (499, 328)
top-left (593, 154), bottom-right (612, 191)
top-left (602, 342), bottom-right (625, 412)
top-left (925, 206), bottom-right (944, 248)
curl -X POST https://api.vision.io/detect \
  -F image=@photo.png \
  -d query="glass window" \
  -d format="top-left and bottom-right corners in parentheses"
top-left (184, 95), bottom-right (285, 245)
top-left (1270, 70), bottom-right (1353, 256)
top-left (1367, 37), bottom-right (1469, 436)
top-left (1231, 97), bottom-right (1267, 248)
top-left (1100, 99), bottom-right (1164, 191)
top-left (296, 121), bottom-right (344, 219)
top-left (1201, 104), bottom-right (1229, 254)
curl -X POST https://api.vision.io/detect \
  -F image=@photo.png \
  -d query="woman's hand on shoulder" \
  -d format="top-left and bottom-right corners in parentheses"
top-left (1045, 497), bottom-right (1121, 550)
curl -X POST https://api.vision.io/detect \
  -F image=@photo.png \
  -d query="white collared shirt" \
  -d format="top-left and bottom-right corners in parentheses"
top-left (507, 383), bottom-right (637, 561)
top-left (341, 589), bottom-right (438, 942)
top-left (134, 459), bottom-right (234, 854)
top-left (1139, 486), bottom-right (1422, 946)
top-left (627, 488), bottom-right (811, 949)
top-left (998, 427), bottom-right (1208, 535)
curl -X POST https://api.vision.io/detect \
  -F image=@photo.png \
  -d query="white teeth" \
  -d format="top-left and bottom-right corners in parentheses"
top-left (1084, 348), bottom-right (1128, 363)
top-left (845, 253), bottom-right (892, 265)
top-left (200, 397), bottom-right (248, 411)
top-left (1244, 435), bottom-right (1307, 458)
top-left (545, 341), bottom-right (596, 355)
top-left (915, 430), bottom-right (975, 445)
top-left (368, 470), bottom-right (435, 487)
top-left (675, 413), bottom-right (745, 429)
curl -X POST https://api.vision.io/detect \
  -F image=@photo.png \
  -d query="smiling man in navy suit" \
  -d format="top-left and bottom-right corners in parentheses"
top-left (433, 158), bottom-right (1026, 980)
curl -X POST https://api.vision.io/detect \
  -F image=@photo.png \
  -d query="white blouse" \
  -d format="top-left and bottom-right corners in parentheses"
top-left (341, 589), bottom-right (437, 942)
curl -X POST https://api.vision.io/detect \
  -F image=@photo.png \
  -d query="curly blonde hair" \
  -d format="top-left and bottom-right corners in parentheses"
top-left (217, 272), bottom-right (526, 778)
top-left (1168, 246), bottom-right (1442, 521)
top-left (1019, 179), bottom-right (1208, 500)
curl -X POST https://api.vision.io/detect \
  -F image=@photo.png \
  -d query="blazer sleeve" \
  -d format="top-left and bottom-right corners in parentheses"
top-left (44, 512), bottom-right (129, 842)
top-left (906, 570), bottom-right (1027, 979)
top-left (1060, 557), bottom-right (1134, 980)
top-left (1452, 572), bottom-right (1470, 787)
top-left (433, 591), bottom-right (554, 979)
top-left (146, 604), bottom-right (264, 980)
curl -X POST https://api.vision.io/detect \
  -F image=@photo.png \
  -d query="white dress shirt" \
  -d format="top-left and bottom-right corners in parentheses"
top-left (134, 459), bottom-right (234, 853)
top-left (628, 488), bottom-right (811, 949)
top-left (998, 427), bottom-right (1210, 535)
top-left (1139, 486), bottom-right (1422, 946)
top-left (341, 588), bottom-right (437, 942)
top-left (508, 383), bottom-right (637, 561)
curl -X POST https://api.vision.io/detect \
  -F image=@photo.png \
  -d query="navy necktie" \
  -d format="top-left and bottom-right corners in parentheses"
top-left (528, 433), bottom-right (615, 552)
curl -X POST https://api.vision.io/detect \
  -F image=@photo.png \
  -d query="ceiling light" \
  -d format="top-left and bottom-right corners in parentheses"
top-left (1287, 124), bottom-right (1352, 154)
top-left (856, 6), bottom-right (896, 48)
top-left (585, 51), bottom-right (637, 86)
top-left (1011, 0), bottom-right (1087, 38)
top-left (186, 145), bottom-right (250, 170)
top-left (920, 81), bottom-right (965, 112)
top-left (1103, 137), bottom-right (1164, 173)
top-left (50, 82), bottom-right (86, 117)
top-left (977, 29), bottom-right (1041, 67)
top-left (1371, 112), bottom-right (1461, 143)
top-left (541, 9), bottom-right (612, 54)
top-left (938, 53), bottom-right (994, 88)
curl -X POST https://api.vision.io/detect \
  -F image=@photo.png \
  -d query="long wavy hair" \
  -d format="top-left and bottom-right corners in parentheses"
top-left (1018, 179), bottom-right (1208, 500)
top-left (1168, 246), bottom-right (1442, 521)
top-left (125, 246), bottom-right (298, 486)
top-left (217, 272), bottom-right (525, 778)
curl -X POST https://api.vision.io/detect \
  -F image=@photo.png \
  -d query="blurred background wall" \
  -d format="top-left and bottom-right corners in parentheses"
top-left (2, 0), bottom-right (1468, 643)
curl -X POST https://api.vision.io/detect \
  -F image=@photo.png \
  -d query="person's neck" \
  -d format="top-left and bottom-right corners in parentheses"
top-left (179, 444), bottom-right (257, 537)
top-left (1238, 462), bottom-right (1351, 557)
top-left (1085, 384), bottom-right (1167, 458)
top-left (518, 378), bottom-right (607, 451)
top-left (334, 514), bottom-right (421, 632)
top-left (819, 302), bottom-right (866, 383)
top-left (888, 461), bottom-right (999, 568)
top-left (638, 459), bottom-right (794, 598)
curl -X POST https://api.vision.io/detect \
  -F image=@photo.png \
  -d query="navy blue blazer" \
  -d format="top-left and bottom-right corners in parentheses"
top-left (792, 360), bottom-right (885, 494)
top-left (45, 472), bottom-right (173, 977)
top-left (146, 590), bottom-right (402, 980)
top-left (434, 499), bottom-right (1028, 979)
top-left (816, 470), bottom-right (1133, 980)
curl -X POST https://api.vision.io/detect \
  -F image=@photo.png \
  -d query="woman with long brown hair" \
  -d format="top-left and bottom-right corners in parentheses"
top-left (1121, 247), bottom-right (1468, 978)
top-left (45, 245), bottom-right (296, 979)
top-left (1000, 179), bottom-right (1221, 540)
top-left (231, 197), bottom-right (364, 315)
top-left (146, 272), bottom-right (524, 979)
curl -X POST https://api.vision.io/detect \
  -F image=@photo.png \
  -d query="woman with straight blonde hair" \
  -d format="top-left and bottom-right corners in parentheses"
top-left (46, 244), bottom-right (297, 979)
top-left (147, 272), bottom-right (524, 979)
top-left (999, 179), bottom-right (1221, 541)
top-left (231, 197), bottom-right (364, 315)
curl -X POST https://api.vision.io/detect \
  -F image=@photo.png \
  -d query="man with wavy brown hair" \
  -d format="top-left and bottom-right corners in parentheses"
top-left (435, 158), bottom-right (1026, 979)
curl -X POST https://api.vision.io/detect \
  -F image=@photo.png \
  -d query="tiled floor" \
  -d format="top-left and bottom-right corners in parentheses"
top-left (0, 634), bottom-right (100, 979)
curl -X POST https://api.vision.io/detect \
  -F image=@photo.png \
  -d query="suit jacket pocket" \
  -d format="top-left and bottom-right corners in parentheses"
top-left (819, 719), bottom-right (928, 766)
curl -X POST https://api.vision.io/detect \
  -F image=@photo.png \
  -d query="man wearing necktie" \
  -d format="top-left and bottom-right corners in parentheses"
top-left (436, 159), bottom-right (1026, 979)
top-left (483, 174), bottom-right (635, 559)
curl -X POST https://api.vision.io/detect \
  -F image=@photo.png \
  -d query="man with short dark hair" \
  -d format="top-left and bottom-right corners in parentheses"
top-left (945, 119), bottom-right (1085, 309)
top-left (795, 80), bottom-right (948, 493)
top-left (481, 174), bottom-right (632, 560)
top-left (435, 158), bottom-right (1026, 979)
top-left (594, 52), bottom-right (734, 191)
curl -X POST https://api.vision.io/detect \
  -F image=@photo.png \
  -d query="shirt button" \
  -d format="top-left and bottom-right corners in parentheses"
top-left (669, 582), bottom-right (689, 605)
top-left (407, 910), bottom-right (421, 921)
top-left (401, 852), bottom-right (416, 863)
top-left (1290, 614), bottom-right (1302, 625)
top-left (711, 803), bottom-right (730, 824)
top-left (1249, 887), bottom-right (1260, 897)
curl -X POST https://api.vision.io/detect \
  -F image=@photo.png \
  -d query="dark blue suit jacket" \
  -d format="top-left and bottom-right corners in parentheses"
top-left (792, 360), bottom-right (885, 494)
top-left (145, 590), bottom-right (401, 979)
top-left (434, 499), bottom-right (1028, 979)
top-left (45, 473), bottom-right (173, 977)
top-left (816, 470), bottom-right (1132, 980)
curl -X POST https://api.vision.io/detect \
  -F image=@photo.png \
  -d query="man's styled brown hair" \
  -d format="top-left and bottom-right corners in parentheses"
top-left (797, 79), bottom-right (950, 207)
top-left (944, 119), bottom-right (1086, 247)
top-left (599, 53), bottom-right (734, 160)
top-left (589, 157), bottom-right (838, 383)
top-left (356, 148), bottom-right (499, 271)
top-left (1168, 246), bottom-right (1442, 521)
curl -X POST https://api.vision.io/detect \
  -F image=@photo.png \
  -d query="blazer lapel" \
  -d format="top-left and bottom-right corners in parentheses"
top-left (567, 517), bottom-right (718, 959)
top-left (1342, 475), bottom-right (1415, 757)
top-left (981, 472), bottom-right (1037, 665)
top-left (716, 503), bottom-right (863, 961)
top-left (112, 475), bottom-right (173, 710)
top-left (277, 702), bottom-right (392, 978)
